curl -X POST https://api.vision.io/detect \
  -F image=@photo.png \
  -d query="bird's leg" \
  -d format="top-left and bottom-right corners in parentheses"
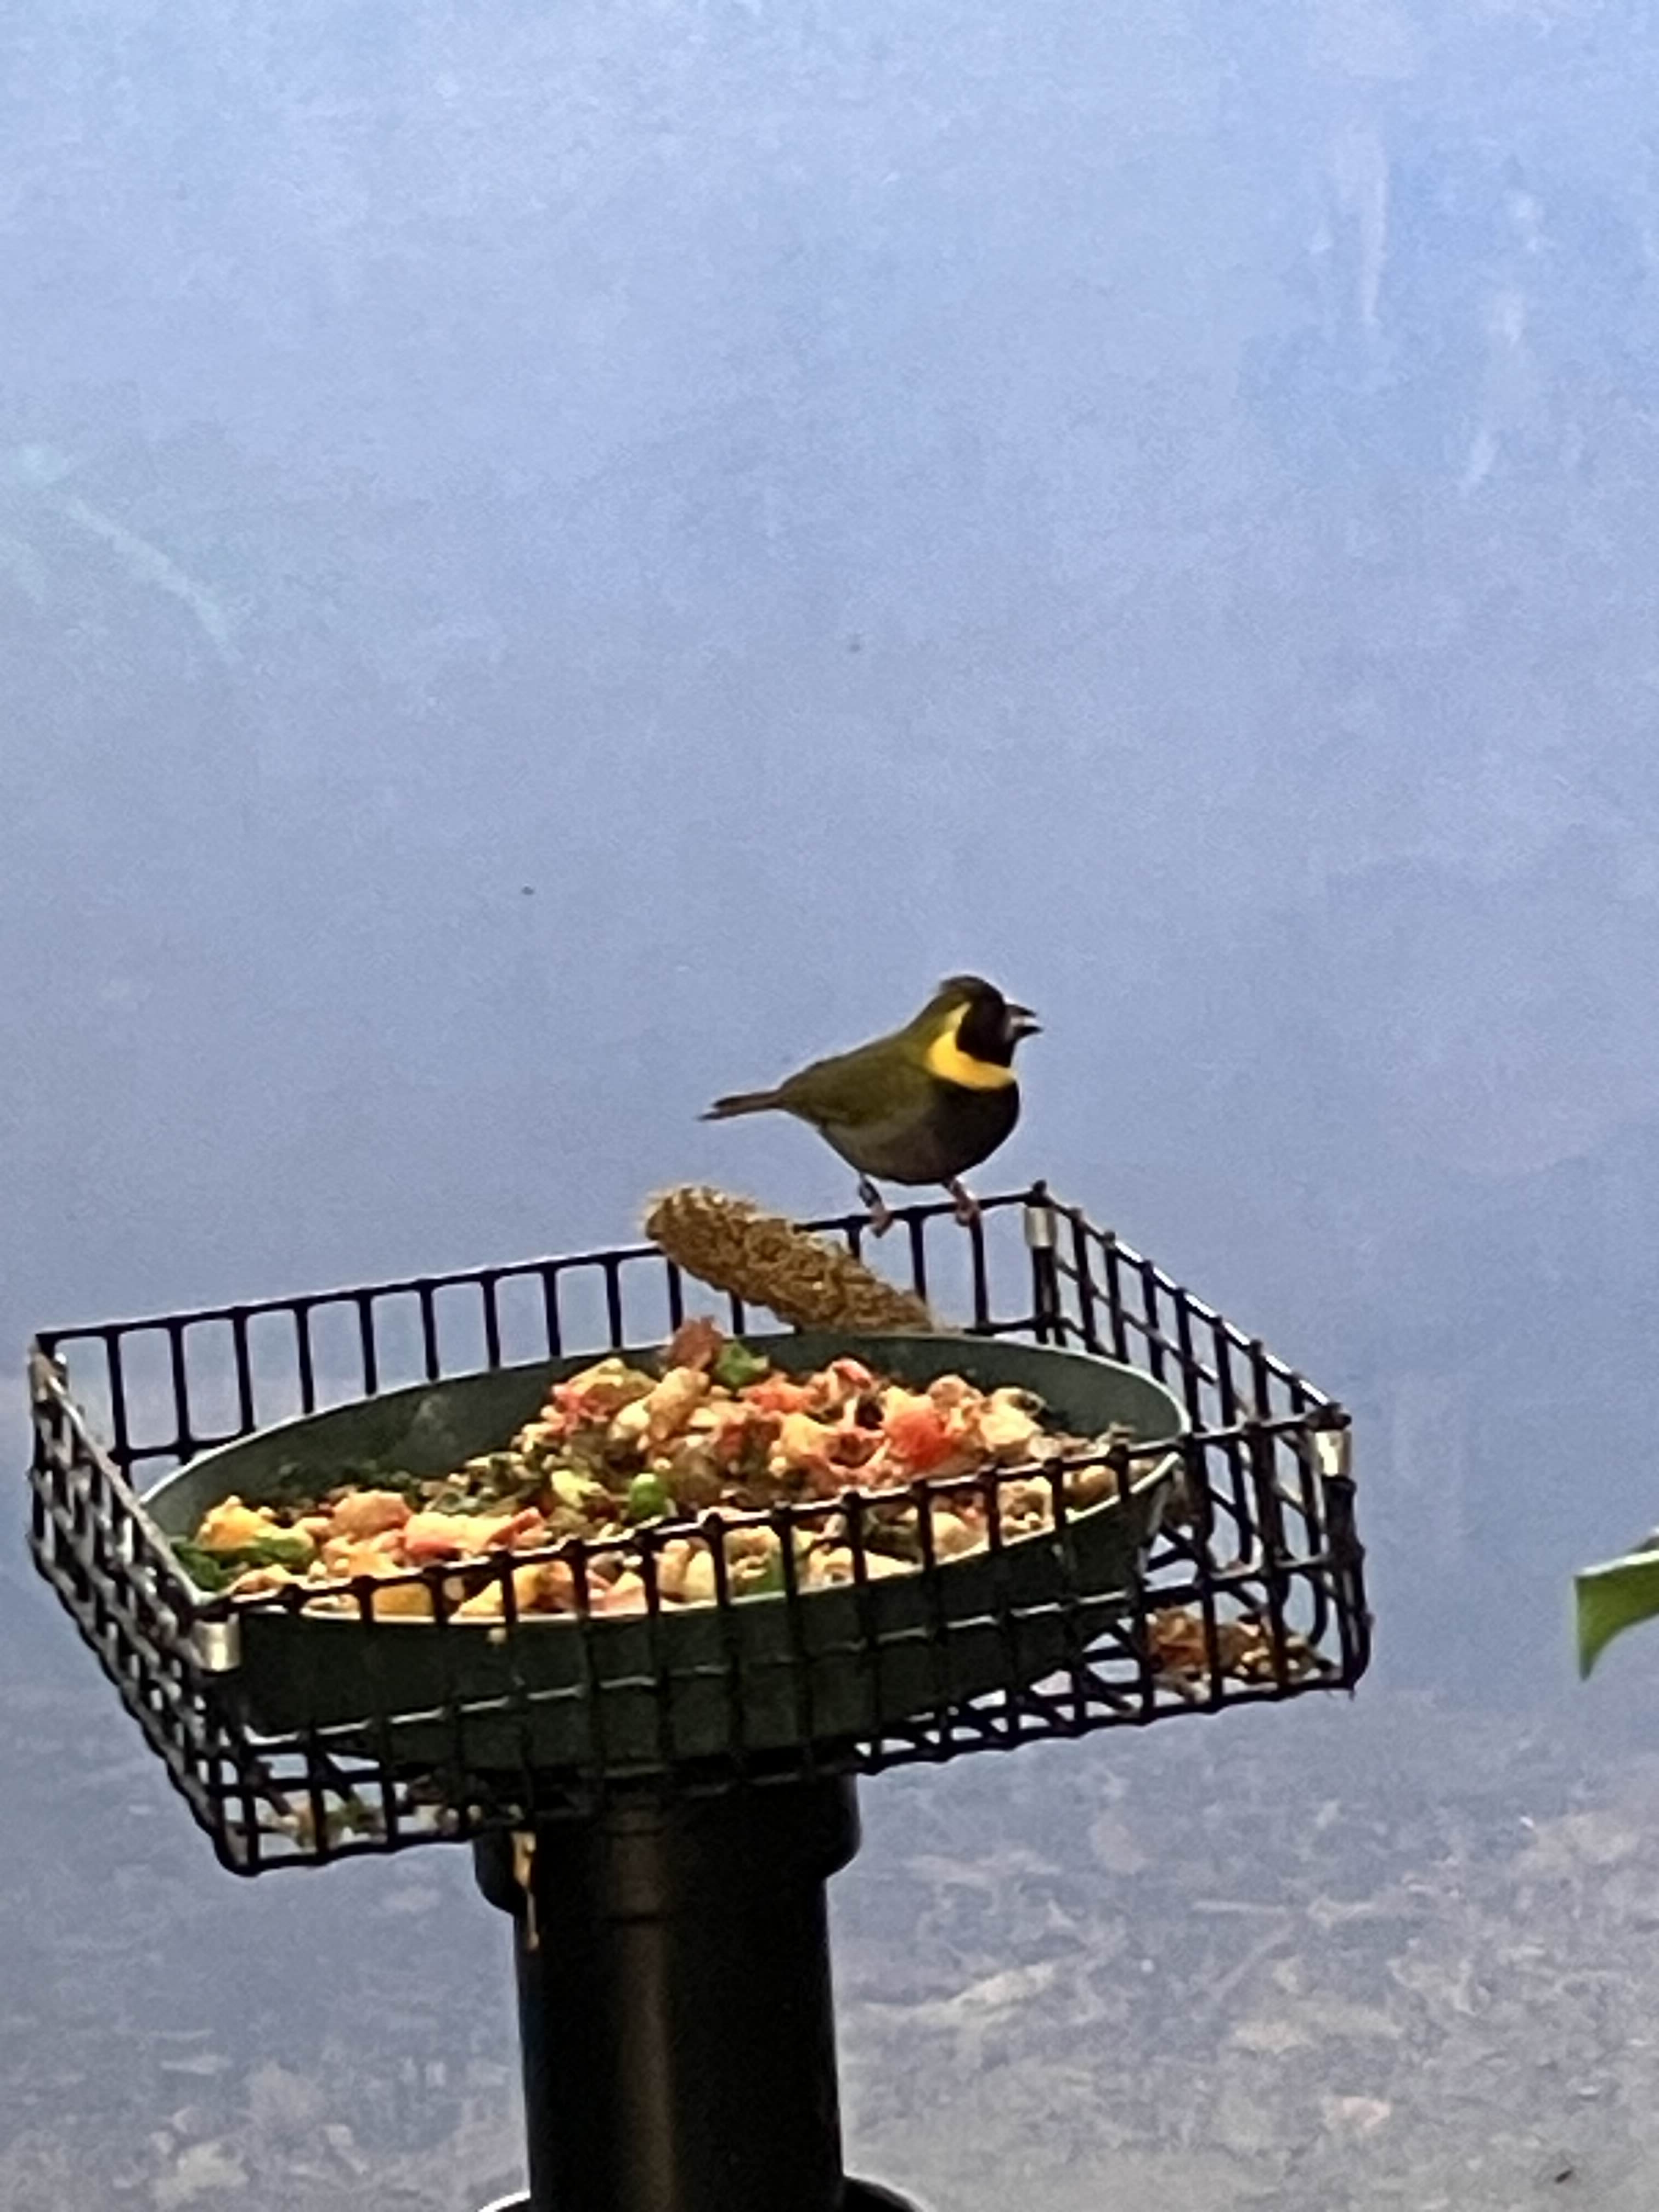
top-left (857, 1176), bottom-right (895, 1236)
top-left (945, 1178), bottom-right (981, 1228)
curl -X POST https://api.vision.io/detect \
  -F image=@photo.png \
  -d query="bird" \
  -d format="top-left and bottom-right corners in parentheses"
top-left (702, 975), bottom-right (1040, 1233)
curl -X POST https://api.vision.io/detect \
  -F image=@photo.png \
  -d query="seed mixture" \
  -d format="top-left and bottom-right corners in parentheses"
top-left (1147, 1606), bottom-right (1318, 1690)
top-left (176, 1319), bottom-right (1157, 1621)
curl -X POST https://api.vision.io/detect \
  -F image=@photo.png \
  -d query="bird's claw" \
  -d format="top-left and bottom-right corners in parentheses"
top-left (946, 1180), bottom-right (980, 1228)
top-left (858, 1179), bottom-right (895, 1237)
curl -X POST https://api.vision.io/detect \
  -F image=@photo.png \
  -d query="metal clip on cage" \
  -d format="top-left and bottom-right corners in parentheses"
top-left (26, 1186), bottom-right (1369, 2212)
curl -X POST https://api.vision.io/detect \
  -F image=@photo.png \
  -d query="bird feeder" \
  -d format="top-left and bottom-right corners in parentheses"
top-left (26, 1184), bottom-right (1368, 2211)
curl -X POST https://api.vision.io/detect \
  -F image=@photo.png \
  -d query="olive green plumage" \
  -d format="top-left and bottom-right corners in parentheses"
top-left (702, 975), bottom-right (1040, 1229)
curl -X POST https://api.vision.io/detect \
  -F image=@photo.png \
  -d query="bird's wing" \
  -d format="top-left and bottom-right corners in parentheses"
top-left (774, 1040), bottom-right (934, 1133)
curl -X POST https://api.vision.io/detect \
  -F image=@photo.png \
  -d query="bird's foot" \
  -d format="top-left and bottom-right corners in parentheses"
top-left (946, 1179), bottom-right (981, 1228)
top-left (858, 1178), bottom-right (895, 1236)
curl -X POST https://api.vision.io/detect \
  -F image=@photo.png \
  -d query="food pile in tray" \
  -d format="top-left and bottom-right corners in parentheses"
top-left (174, 1318), bottom-right (1150, 1621)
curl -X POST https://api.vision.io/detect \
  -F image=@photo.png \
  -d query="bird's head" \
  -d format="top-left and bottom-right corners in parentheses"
top-left (924, 975), bottom-right (1041, 1070)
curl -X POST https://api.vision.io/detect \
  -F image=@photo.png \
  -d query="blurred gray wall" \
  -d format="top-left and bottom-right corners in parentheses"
top-left (9, 0), bottom-right (1659, 1695)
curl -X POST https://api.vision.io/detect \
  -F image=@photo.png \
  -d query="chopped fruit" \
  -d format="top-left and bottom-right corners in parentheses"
top-left (181, 1326), bottom-right (1155, 1622)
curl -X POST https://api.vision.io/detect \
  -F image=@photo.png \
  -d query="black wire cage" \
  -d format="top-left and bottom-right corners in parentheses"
top-left (25, 1183), bottom-right (1369, 2212)
top-left (27, 1183), bottom-right (1367, 1871)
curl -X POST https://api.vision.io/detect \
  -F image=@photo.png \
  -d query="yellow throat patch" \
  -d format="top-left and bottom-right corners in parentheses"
top-left (923, 1006), bottom-right (1017, 1091)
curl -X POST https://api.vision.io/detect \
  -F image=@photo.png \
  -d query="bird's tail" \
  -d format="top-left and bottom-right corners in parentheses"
top-left (701, 1088), bottom-right (784, 1122)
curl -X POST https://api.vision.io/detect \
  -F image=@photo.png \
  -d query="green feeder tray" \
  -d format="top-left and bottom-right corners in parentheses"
top-left (140, 1330), bottom-right (1186, 1776)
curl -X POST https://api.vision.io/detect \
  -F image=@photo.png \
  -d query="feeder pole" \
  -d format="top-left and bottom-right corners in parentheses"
top-left (475, 1773), bottom-right (922, 2212)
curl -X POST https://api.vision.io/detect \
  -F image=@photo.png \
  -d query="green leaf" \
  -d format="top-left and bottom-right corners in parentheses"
top-left (1576, 1539), bottom-right (1659, 1678)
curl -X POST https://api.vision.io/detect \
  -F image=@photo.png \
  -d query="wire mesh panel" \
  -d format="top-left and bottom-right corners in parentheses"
top-left (26, 1187), bottom-right (1368, 1874)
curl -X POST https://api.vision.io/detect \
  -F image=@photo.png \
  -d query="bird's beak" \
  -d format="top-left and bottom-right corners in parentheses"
top-left (1008, 1003), bottom-right (1041, 1040)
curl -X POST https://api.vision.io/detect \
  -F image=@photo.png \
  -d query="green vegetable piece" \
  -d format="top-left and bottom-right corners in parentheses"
top-left (626, 1473), bottom-right (673, 1523)
top-left (550, 1469), bottom-right (607, 1514)
top-left (174, 1526), bottom-right (313, 1589)
top-left (251, 1528), bottom-right (315, 1570)
top-left (736, 1554), bottom-right (786, 1596)
top-left (713, 1341), bottom-right (771, 1392)
top-left (1576, 1533), bottom-right (1659, 1678)
top-left (174, 1541), bottom-right (234, 1593)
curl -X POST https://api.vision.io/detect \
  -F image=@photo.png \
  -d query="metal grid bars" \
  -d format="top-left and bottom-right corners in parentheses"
top-left (25, 1188), bottom-right (1368, 1873)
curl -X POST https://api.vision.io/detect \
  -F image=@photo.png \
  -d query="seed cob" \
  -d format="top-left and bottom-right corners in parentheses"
top-left (642, 1186), bottom-right (938, 1335)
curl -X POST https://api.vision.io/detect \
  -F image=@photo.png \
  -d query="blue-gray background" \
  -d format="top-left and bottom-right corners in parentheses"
top-left (9, 4), bottom-right (1659, 2207)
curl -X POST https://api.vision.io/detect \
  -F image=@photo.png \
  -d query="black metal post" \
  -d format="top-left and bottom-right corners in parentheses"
top-left (474, 1776), bottom-right (924, 2212)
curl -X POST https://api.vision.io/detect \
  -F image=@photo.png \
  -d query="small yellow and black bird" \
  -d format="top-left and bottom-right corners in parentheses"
top-left (702, 975), bottom-right (1040, 1232)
